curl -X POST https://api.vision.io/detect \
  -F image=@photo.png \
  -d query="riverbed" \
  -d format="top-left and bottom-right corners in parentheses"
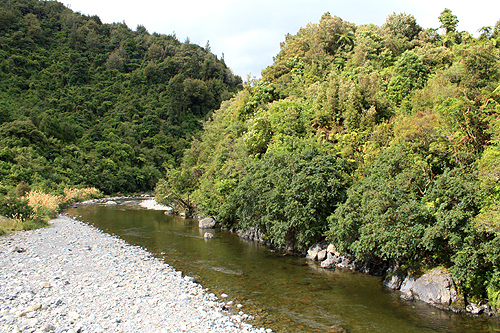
top-left (66, 199), bottom-right (500, 332)
top-left (0, 215), bottom-right (265, 332)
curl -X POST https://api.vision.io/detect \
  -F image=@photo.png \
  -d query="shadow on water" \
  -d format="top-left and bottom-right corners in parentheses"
top-left (66, 200), bottom-right (500, 333)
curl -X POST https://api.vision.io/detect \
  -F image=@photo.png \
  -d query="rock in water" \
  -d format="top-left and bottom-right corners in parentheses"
top-left (199, 217), bottom-right (216, 229)
top-left (204, 232), bottom-right (215, 239)
top-left (306, 244), bottom-right (323, 260)
top-left (384, 273), bottom-right (404, 290)
top-left (317, 249), bottom-right (327, 262)
top-left (184, 276), bottom-right (196, 283)
top-left (400, 268), bottom-right (457, 306)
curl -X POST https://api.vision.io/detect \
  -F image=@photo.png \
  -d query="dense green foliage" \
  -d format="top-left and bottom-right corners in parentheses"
top-left (224, 148), bottom-right (349, 249)
top-left (0, 0), bottom-right (242, 197)
top-left (157, 10), bottom-right (500, 306)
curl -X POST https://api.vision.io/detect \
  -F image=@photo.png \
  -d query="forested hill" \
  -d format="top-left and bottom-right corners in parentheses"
top-left (156, 11), bottom-right (500, 307)
top-left (0, 0), bottom-right (242, 194)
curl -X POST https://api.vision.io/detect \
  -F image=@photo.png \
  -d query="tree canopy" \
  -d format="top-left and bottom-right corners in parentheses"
top-left (0, 0), bottom-right (242, 196)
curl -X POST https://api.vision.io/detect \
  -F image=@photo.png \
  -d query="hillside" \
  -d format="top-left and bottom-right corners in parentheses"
top-left (156, 11), bottom-right (500, 308)
top-left (0, 0), bottom-right (242, 196)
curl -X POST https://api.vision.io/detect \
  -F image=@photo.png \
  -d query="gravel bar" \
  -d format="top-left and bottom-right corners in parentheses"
top-left (0, 215), bottom-right (270, 333)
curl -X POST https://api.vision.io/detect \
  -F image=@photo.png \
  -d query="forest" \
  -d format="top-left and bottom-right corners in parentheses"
top-left (0, 0), bottom-right (242, 192)
top-left (0, 0), bottom-right (241, 224)
top-left (156, 10), bottom-right (500, 309)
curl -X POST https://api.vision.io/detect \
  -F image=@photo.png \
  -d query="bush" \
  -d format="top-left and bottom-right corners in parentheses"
top-left (0, 195), bottom-right (33, 219)
top-left (224, 148), bottom-right (349, 250)
top-left (327, 143), bottom-right (434, 266)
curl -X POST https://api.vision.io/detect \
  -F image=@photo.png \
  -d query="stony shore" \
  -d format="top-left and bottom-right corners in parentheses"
top-left (0, 215), bottom-right (269, 333)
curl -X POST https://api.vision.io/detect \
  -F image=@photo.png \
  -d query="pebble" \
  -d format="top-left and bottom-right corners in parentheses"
top-left (39, 282), bottom-right (51, 289)
top-left (0, 215), bottom-right (270, 332)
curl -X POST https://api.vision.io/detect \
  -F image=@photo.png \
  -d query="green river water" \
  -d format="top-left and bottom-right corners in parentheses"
top-left (66, 199), bottom-right (500, 333)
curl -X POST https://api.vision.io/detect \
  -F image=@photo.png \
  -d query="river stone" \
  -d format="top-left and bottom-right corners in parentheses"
top-left (466, 303), bottom-right (489, 315)
top-left (105, 201), bottom-right (117, 205)
top-left (26, 304), bottom-right (42, 312)
top-left (199, 217), bottom-right (216, 229)
top-left (306, 244), bottom-right (323, 260)
top-left (400, 275), bottom-right (417, 300)
top-left (317, 249), bottom-right (327, 262)
top-left (320, 258), bottom-right (336, 269)
top-left (9, 246), bottom-right (25, 253)
top-left (204, 232), bottom-right (215, 239)
top-left (236, 227), bottom-right (265, 243)
top-left (39, 281), bottom-right (51, 289)
top-left (326, 244), bottom-right (336, 254)
top-left (41, 324), bottom-right (56, 332)
top-left (320, 252), bottom-right (343, 269)
top-left (184, 276), bottom-right (196, 283)
top-left (399, 268), bottom-right (457, 306)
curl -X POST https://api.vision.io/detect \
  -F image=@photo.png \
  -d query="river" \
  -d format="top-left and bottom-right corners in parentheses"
top-left (66, 199), bottom-right (500, 332)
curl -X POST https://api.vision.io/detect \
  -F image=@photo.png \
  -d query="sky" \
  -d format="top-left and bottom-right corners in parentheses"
top-left (60, 0), bottom-right (500, 80)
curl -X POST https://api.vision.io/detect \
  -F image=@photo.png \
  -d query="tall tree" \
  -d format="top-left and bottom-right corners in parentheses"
top-left (439, 8), bottom-right (459, 34)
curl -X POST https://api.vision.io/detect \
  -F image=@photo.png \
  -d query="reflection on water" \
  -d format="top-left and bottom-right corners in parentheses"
top-left (66, 200), bottom-right (500, 333)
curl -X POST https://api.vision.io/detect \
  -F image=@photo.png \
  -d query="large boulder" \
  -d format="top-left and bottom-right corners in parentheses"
top-left (399, 268), bottom-right (457, 307)
top-left (199, 217), bottom-right (216, 229)
top-left (326, 244), bottom-right (337, 255)
top-left (320, 253), bottom-right (341, 269)
top-left (320, 252), bottom-right (355, 270)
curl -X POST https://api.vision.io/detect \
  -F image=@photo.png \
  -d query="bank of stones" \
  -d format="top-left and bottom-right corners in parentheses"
top-left (306, 243), bottom-right (497, 317)
top-left (0, 216), bottom-right (271, 333)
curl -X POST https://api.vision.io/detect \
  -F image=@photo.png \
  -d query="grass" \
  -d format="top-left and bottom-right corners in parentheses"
top-left (0, 213), bottom-right (45, 236)
top-left (0, 187), bottom-right (102, 236)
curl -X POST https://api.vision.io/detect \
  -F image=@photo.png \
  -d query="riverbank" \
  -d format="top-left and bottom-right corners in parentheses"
top-left (0, 215), bottom-right (269, 333)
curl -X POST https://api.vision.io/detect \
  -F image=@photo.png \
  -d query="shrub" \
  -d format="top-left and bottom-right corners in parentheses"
top-left (224, 148), bottom-right (349, 250)
top-left (0, 195), bottom-right (33, 219)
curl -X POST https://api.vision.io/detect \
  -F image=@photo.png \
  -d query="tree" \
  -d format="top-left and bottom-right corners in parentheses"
top-left (478, 26), bottom-right (493, 40)
top-left (387, 50), bottom-right (428, 105)
top-left (439, 8), bottom-right (459, 34)
top-left (335, 31), bottom-right (355, 51)
top-left (155, 167), bottom-right (197, 216)
top-left (461, 44), bottom-right (500, 93)
top-left (327, 143), bottom-right (434, 266)
top-left (383, 12), bottom-right (422, 40)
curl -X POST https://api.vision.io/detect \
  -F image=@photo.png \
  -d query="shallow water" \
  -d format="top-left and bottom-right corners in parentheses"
top-left (67, 200), bottom-right (500, 332)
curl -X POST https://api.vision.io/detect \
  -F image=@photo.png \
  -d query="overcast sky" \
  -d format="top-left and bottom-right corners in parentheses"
top-left (61, 0), bottom-right (500, 79)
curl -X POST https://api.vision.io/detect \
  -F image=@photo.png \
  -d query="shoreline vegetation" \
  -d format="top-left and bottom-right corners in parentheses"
top-left (0, 186), bottom-right (102, 236)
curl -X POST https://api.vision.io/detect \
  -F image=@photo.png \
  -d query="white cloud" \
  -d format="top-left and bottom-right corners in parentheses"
top-left (220, 29), bottom-right (284, 78)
